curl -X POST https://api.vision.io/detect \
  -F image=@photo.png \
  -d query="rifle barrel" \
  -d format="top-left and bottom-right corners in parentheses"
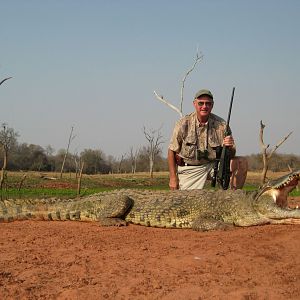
top-left (225, 87), bottom-right (235, 135)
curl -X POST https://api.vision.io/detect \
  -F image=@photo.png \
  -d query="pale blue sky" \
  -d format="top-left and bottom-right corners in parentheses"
top-left (1, 0), bottom-right (299, 157)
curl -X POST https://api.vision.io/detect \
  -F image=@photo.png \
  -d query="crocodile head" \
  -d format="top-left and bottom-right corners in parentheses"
top-left (256, 169), bottom-right (300, 208)
top-left (250, 169), bottom-right (300, 225)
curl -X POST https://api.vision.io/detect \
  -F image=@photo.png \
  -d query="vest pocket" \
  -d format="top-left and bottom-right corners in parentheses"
top-left (181, 138), bottom-right (197, 159)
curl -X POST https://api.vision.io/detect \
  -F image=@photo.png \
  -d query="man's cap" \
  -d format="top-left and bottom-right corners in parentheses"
top-left (194, 89), bottom-right (213, 100)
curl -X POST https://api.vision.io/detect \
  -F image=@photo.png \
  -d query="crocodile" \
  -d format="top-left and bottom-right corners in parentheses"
top-left (0, 170), bottom-right (299, 231)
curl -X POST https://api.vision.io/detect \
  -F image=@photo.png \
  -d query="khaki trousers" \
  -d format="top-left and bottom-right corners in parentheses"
top-left (177, 162), bottom-right (214, 190)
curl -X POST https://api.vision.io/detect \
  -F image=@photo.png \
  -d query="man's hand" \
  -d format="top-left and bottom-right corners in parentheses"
top-left (168, 149), bottom-right (179, 190)
top-left (223, 135), bottom-right (235, 148)
top-left (169, 176), bottom-right (179, 190)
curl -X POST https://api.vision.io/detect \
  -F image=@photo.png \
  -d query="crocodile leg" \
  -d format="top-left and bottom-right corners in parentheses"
top-left (95, 195), bottom-right (133, 226)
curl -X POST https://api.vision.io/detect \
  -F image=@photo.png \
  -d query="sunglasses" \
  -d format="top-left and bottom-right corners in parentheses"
top-left (196, 101), bottom-right (213, 107)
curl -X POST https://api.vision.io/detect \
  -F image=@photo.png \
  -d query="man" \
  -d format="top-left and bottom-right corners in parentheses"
top-left (168, 89), bottom-right (248, 190)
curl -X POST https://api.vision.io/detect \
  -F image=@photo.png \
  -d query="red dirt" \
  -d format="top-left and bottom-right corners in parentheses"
top-left (1, 199), bottom-right (300, 300)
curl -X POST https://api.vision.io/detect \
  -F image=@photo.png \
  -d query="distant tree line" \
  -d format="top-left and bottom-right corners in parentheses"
top-left (0, 124), bottom-right (299, 175)
top-left (0, 143), bottom-right (169, 174)
top-left (245, 153), bottom-right (300, 172)
top-left (0, 125), bottom-right (168, 174)
top-left (3, 144), bottom-right (299, 174)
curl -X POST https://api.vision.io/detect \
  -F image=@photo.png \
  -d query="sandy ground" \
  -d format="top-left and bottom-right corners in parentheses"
top-left (1, 197), bottom-right (300, 300)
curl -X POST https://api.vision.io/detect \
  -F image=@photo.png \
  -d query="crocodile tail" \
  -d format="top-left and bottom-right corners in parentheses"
top-left (0, 198), bottom-right (56, 222)
top-left (0, 198), bottom-right (97, 222)
top-left (0, 199), bottom-right (29, 222)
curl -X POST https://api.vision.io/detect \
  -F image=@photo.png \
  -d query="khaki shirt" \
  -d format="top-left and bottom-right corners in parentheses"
top-left (169, 112), bottom-right (236, 165)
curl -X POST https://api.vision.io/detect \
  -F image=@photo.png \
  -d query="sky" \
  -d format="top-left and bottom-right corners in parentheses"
top-left (0, 0), bottom-right (299, 158)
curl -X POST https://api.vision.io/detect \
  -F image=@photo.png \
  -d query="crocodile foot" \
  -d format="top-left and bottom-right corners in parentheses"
top-left (98, 217), bottom-right (127, 227)
top-left (192, 217), bottom-right (232, 231)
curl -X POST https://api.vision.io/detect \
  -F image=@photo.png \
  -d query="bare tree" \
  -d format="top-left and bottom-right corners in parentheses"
top-left (143, 126), bottom-right (164, 178)
top-left (60, 126), bottom-right (76, 179)
top-left (117, 153), bottom-right (127, 173)
top-left (154, 50), bottom-right (203, 117)
top-left (77, 161), bottom-right (84, 197)
top-left (0, 123), bottom-right (19, 189)
top-left (73, 151), bottom-right (81, 178)
top-left (0, 78), bottom-right (14, 189)
top-left (18, 174), bottom-right (27, 192)
top-left (259, 120), bottom-right (293, 184)
top-left (129, 147), bottom-right (139, 174)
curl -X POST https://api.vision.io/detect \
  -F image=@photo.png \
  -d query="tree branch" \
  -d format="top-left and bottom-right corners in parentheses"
top-left (0, 77), bottom-right (12, 87)
top-left (153, 48), bottom-right (203, 117)
top-left (269, 131), bottom-right (293, 158)
top-left (153, 91), bottom-right (183, 117)
top-left (180, 51), bottom-right (203, 113)
top-left (259, 120), bottom-right (293, 184)
top-left (60, 126), bottom-right (75, 179)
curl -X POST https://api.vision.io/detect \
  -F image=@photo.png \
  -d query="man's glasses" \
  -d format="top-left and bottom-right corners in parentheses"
top-left (196, 101), bottom-right (213, 107)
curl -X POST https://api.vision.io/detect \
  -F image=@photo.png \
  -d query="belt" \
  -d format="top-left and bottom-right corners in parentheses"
top-left (184, 162), bottom-right (199, 166)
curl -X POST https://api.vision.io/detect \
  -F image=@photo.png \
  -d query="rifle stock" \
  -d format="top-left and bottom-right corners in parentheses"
top-left (217, 146), bottom-right (231, 189)
top-left (211, 146), bottom-right (222, 187)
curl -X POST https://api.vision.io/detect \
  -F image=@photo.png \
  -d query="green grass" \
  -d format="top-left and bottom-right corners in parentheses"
top-left (0, 187), bottom-right (116, 199)
top-left (1, 188), bottom-right (77, 199)
top-left (289, 189), bottom-right (300, 197)
top-left (0, 171), bottom-right (299, 199)
top-left (0, 172), bottom-right (170, 199)
top-left (0, 186), bottom-right (171, 199)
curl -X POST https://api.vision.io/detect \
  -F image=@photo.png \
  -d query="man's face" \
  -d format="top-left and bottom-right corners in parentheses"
top-left (193, 95), bottom-right (214, 120)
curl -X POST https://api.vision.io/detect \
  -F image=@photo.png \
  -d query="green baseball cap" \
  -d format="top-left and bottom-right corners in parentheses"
top-left (194, 89), bottom-right (213, 100)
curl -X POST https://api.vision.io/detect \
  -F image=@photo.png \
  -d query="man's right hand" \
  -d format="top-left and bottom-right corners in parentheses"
top-left (168, 149), bottom-right (179, 190)
top-left (169, 177), bottom-right (179, 190)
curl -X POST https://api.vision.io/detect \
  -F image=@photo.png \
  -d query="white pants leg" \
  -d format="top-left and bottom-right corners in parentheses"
top-left (177, 162), bottom-right (214, 190)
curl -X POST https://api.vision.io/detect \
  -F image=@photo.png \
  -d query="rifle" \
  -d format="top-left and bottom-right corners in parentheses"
top-left (211, 87), bottom-right (235, 190)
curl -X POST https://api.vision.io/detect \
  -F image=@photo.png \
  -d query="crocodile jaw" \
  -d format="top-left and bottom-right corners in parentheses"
top-left (258, 170), bottom-right (300, 208)
top-left (268, 177), bottom-right (299, 208)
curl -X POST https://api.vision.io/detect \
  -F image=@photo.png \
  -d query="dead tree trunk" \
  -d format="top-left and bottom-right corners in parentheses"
top-left (73, 152), bottom-right (80, 179)
top-left (77, 161), bottom-right (84, 197)
top-left (60, 126), bottom-right (75, 179)
top-left (130, 147), bottom-right (139, 174)
top-left (0, 80), bottom-right (14, 189)
top-left (18, 174), bottom-right (27, 192)
top-left (0, 124), bottom-right (18, 190)
top-left (259, 120), bottom-right (292, 184)
top-left (149, 153), bottom-right (155, 178)
top-left (0, 148), bottom-right (8, 190)
top-left (117, 154), bottom-right (126, 173)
